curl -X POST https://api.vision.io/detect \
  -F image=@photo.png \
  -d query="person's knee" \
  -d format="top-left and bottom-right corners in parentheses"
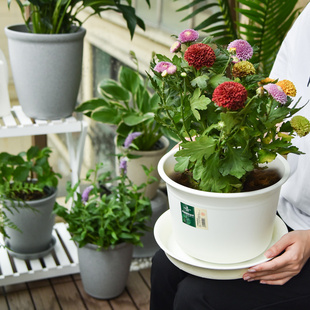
top-left (173, 276), bottom-right (214, 310)
top-left (152, 249), bottom-right (167, 266)
top-left (152, 249), bottom-right (181, 277)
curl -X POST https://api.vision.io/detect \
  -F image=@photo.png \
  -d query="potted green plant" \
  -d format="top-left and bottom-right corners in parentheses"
top-left (76, 59), bottom-right (170, 199)
top-left (5, 0), bottom-right (151, 120)
top-left (149, 29), bottom-right (310, 264)
top-left (53, 159), bottom-right (152, 299)
top-left (0, 146), bottom-right (61, 259)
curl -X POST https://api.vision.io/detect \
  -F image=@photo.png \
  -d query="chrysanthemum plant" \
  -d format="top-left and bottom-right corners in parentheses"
top-left (148, 29), bottom-right (310, 193)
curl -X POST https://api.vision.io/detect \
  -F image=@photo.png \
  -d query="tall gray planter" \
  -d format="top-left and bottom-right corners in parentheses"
top-left (4, 188), bottom-right (57, 259)
top-left (78, 242), bottom-right (133, 299)
top-left (133, 190), bottom-right (168, 258)
top-left (5, 25), bottom-right (86, 120)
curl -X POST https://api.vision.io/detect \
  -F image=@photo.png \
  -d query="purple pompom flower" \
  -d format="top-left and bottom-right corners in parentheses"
top-left (82, 185), bottom-right (94, 203)
top-left (263, 83), bottom-right (287, 104)
top-left (178, 29), bottom-right (199, 43)
top-left (227, 39), bottom-right (253, 62)
top-left (154, 62), bottom-right (177, 76)
top-left (154, 61), bottom-right (174, 73)
top-left (124, 132), bottom-right (142, 149)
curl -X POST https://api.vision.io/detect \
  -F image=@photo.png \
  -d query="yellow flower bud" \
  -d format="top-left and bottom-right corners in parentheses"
top-left (232, 61), bottom-right (255, 78)
top-left (291, 115), bottom-right (310, 137)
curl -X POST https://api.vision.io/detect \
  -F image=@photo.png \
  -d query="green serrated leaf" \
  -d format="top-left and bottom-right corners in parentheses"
top-left (190, 75), bottom-right (209, 89)
top-left (220, 147), bottom-right (254, 179)
top-left (174, 156), bottom-right (190, 172)
top-left (189, 89), bottom-right (211, 121)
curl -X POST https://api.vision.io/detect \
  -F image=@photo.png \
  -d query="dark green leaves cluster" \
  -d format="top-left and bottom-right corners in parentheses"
top-left (0, 146), bottom-right (61, 200)
top-left (0, 146), bottom-right (61, 240)
top-left (76, 65), bottom-right (163, 151)
top-left (53, 163), bottom-right (152, 249)
top-left (8, 0), bottom-right (150, 37)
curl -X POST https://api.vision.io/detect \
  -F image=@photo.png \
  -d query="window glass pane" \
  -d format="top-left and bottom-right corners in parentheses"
top-left (92, 46), bottom-right (123, 97)
top-left (90, 46), bottom-right (126, 175)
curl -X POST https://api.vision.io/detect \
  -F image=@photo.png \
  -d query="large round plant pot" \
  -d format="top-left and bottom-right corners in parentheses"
top-left (78, 242), bottom-right (133, 299)
top-left (5, 24), bottom-right (86, 120)
top-left (157, 148), bottom-right (290, 264)
top-left (4, 188), bottom-right (57, 259)
top-left (116, 136), bottom-right (170, 200)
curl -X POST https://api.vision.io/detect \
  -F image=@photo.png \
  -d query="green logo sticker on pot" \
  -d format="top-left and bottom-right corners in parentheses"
top-left (181, 203), bottom-right (208, 229)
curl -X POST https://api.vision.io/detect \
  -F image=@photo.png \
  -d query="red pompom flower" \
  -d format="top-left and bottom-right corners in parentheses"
top-left (184, 43), bottom-right (216, 70)
top-left (212, 82), bottom-right (248, 110)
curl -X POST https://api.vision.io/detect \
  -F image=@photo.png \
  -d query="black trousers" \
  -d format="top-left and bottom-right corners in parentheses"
top-left (150, 249), bottom-right (310, 310)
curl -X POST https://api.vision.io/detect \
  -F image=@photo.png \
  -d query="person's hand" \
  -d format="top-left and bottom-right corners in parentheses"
top-left (243, 230), bottom-right (310, 285)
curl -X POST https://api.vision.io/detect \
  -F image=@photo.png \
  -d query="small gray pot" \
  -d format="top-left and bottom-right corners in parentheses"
top-left (78, 242), bottom-right (133, 299)
top-left (5, 24), bottom-right (86, 120)
top-left (4, 188), bottom-right (57, 259)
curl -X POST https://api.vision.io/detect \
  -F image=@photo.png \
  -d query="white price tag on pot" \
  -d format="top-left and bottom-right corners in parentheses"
top-left (181, 203), bottom-right (208, 230)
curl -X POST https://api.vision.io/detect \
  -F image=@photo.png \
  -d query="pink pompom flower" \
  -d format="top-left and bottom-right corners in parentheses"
top-left (178, 29), bottom-right (199, 43)
top-left (227, 39), bottom-right (253, 62)
top-left (263, 83), bottom-right (287, 104)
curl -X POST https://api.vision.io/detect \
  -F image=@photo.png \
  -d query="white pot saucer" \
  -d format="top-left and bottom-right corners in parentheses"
top-left (154, 210), bottom-right (288, 280)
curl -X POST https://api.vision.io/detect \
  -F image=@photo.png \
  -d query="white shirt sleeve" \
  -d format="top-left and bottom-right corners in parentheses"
top-left (270, 3), bottom-right (310, 230)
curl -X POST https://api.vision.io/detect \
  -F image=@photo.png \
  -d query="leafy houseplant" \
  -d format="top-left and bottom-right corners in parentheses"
top-left (76, 62), bottom-right (169, 199)
top-left (53, 161), bottom-right (152, 248)
top-left (53, 160), bottom-right (152, 298)
top-left (176, 0), bottom-right (301, 75)
top-left (8, 0), bottom-right (150, 38)
top-left (149, 29), bottom-right (310, 194)
top-left (0, 146), bottom-right (61, 256)
top-left (6, 1), bottom-right (151, 120)
top-left (76, 64), bottom-right (163, 151)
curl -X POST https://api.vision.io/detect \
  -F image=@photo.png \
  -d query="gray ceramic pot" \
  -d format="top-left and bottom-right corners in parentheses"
top-left (5, 24), bottom-right (86, 120)
top-left (78, 242), bottom-right (133, 299)
top-left (133, 189), bottom-right (168, 258)
top-left (4, 188), bottom-right (57, 259)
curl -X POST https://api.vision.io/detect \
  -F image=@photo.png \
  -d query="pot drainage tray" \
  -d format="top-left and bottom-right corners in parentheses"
top-left (154, 210), bottom-right (288, 280)
top-left (5, 236), bottom-right (56, 260)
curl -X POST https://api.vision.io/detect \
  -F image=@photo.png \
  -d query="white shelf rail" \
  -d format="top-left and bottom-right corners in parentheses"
top-left (0, 223), bottom-right (80, 286)
top-left (0, 106), bottom-right (88, 186)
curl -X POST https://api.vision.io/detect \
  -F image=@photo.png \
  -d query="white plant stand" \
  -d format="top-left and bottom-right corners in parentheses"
top-left (0, 105), bottom-right (88, 186)
top-left (0, 107), bottom-right (152, 286)
top-left (0, 106), bottom-right (88, 285)
top-left (0, 223), bottom-right (80, 286)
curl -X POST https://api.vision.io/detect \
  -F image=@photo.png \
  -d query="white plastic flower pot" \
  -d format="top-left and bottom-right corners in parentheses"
top-left (157, 148), bottom-right (290, 264)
